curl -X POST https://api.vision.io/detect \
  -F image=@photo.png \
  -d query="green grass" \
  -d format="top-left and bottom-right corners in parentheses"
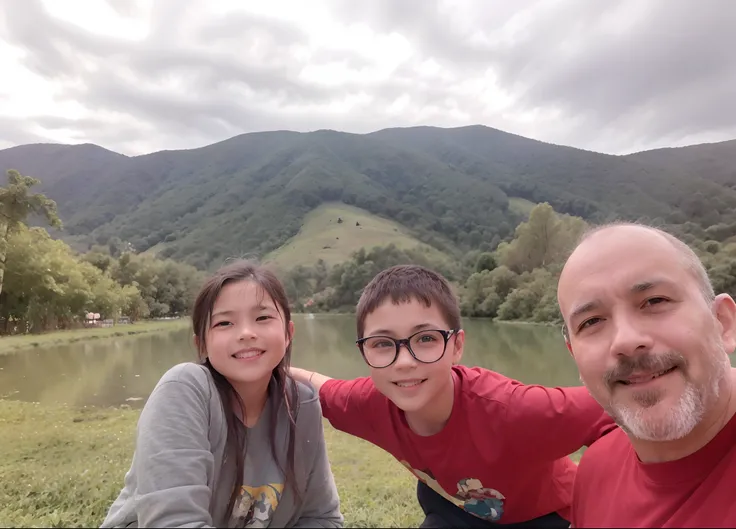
top-left (0, 400), bottom-right (422, 528)
top-left (263, 203), bottom-right (451, 269)
top-left (0, 399), bottom-right (583, 527)
top-left (508, 197), bottom-right (537, 218)
top-left (0, 319), bottom-right (191, 355)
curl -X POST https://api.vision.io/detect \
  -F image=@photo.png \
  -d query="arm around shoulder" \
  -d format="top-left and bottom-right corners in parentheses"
top-left (289, 368), bottom-right (380, 443)
top-left (290, 367), bottom-right (333, 392)
top-left (102, 363), bottom-right (218, 528)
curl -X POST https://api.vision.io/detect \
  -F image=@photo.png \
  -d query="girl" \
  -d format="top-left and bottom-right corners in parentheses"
top-left (101, 260), bottom-right (343, 528)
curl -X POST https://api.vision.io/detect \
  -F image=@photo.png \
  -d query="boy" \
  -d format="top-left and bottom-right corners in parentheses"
top-left (291, 264), bottom-right (616, 528)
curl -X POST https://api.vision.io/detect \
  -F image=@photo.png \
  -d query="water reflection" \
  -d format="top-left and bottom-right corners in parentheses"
top-left (0, 315), bottom-right (582, 408)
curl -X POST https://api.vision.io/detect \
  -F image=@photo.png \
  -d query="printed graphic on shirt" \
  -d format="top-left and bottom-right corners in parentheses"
top-left (231, 482), bottom-right (284, 528)
top-left (400, 460), bottom-right (506, 522)
top-left (456, 478), bottom-right (506, 521)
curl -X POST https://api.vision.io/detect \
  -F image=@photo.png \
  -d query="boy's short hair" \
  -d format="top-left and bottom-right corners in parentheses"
top-left (356, 264), bottom-right (462, 338)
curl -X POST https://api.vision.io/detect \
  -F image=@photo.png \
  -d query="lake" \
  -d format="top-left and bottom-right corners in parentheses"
top-left (0, 314), bottom-right (581, 408)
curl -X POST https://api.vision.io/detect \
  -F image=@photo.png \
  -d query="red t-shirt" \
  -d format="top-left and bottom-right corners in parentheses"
top-left (320, 365), bottom-right (617, 525)
top-left (571, 411), bottom-right (736, 528)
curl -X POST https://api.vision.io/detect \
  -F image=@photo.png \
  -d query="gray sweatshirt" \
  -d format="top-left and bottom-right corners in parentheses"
top-left (100, 362), bottom-right (343, 528)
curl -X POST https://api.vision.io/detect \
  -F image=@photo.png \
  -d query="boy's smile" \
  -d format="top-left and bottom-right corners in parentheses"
top-left (392, 378), bottom-right (428, 388)
top-left (361, 297), bottom-right (465, 436)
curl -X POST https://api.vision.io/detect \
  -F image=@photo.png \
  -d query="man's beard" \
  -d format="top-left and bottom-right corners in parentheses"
top-left (597, 345), bottom-right (729, 442)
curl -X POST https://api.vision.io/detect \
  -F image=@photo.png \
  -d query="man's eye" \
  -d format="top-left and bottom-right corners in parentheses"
top-left (643, 297), bottom-right (668, 307)
top-left (579, 317), bottom-right (602, 331)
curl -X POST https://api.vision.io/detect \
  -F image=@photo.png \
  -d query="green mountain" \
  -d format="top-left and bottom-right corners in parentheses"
top-left (624, 139), bottom-right (736, 190)
top-left (1, 125), bottom-right (735, 270)
top-left (368, 126), bottom-right (736, 226)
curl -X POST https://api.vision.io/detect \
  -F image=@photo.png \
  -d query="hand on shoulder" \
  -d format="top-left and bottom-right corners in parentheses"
top-left (289, 366), bottom-right (333, 391)
top-left (289, 366), bottom-right (314, 384)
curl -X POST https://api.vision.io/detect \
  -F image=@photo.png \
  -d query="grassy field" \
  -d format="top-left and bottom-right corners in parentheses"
top-left (263, 202), bottom-right (452, 269)
top-left (0, 319), bottom-right (190, 355)
top-left (0, 399), bottom-right (423, 528)
top-left (0, 398), bottom-right (583, 527)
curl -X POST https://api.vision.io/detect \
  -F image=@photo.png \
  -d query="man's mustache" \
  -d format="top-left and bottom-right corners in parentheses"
top-left (603, 351), bottom-right (686, 388)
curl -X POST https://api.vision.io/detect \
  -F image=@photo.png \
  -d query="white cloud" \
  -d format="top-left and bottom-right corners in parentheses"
top-left (0, 0), bottom-right (734, 155)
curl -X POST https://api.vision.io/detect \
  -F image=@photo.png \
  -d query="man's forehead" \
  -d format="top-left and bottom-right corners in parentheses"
top-left (558, 227), bottom-right (686, 308)
top-left (568, 227), bottom-right (684, 272)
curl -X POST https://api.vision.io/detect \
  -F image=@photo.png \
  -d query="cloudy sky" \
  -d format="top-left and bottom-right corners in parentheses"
top-left (0, 0), bottom-right (734, 156)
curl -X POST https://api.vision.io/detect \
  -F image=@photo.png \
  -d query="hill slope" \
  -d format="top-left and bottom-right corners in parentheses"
top-left (263, 203), bottom-right (454, 269)
top-left (368, 126), bottom-right (736, 224)
top-left (2, 125), bottom-right (736, 270)
top-left (624, 139), bottom-right (736, 190)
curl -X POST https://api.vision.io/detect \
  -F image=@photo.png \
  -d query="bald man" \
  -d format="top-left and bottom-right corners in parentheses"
top-left (557, 223), bottom-right (736, 528)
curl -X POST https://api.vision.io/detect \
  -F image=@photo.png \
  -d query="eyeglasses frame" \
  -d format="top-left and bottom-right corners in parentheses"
top-left (355, 328), bottom-right (460, 368)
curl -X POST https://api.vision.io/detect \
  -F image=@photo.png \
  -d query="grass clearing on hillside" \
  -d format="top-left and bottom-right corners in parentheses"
top-left (508, 197), bottom-right (537, 218)
top-left (0, 320), bottom-right (190, 355)
top-left (264, 203), bottom-right (451, 269)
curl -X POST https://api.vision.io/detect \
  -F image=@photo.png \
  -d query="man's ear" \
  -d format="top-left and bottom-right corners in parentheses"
top-left (561, 323), bottom-right (574, 357)
top-left (714, 293), bottom-right (736, 355)
top-left (451, 329), bottom-right (465, 365)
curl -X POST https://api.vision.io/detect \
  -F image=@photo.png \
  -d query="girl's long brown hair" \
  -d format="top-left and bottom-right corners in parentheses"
top-left (191, 260), bottom-right (301, 518)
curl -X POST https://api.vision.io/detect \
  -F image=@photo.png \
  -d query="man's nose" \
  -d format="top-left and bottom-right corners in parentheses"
top-left (609, 314), bottom-right (654, 358)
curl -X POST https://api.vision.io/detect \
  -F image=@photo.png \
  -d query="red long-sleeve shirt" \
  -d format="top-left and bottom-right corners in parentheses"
top-left (320, 365), bottom-right (617, 524)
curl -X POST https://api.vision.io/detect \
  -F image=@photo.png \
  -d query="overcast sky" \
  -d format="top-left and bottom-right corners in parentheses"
top-left (1, 0), bottom-right (734, 156)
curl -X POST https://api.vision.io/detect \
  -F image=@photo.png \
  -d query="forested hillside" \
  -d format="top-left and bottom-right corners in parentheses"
top-left (624, 139), bottom-right (736, 190)
top-left (3, 125), bottom-right (736, 271)
top-left (2, 124), bottom-right (736, 330)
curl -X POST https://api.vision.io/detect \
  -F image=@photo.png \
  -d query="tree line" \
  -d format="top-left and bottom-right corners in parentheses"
top-left (0, 170), bottom-right (205, 334)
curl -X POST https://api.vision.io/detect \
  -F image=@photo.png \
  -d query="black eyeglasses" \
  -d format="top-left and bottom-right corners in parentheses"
top-left (356, 329), bottom-right (459, 369)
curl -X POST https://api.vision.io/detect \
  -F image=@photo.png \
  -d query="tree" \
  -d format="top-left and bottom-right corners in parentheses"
top-left (475, 252), bottom-right (497, 273)
top-left (284, 265), bottom-right (314, 304)
top-left (0, 169), bottom-right (62, 297)
top-left (0, 224), bottom-right (148, 331)
top-left (497, 267), bottom-right (561, 323)
top-left (496, 203), bottom-right (587, 273)
top-left (460, 266), bottom-right (519, 317)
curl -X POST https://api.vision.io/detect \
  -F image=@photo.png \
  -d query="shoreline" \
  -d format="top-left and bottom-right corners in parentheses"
top-left (0, 319), bottom-right (191, 355)
top-left (0, 315), bottom-right (557, 355)
top-left (293, 310), bottom-right (559, 326)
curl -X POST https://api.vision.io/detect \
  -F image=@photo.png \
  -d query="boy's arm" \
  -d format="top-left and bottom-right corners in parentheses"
top-left (289, 367), bottom-right (381, 443)
top-left (290, 367), bottom-right (332, 392)
top-left (503, 383), bottom-right (618, 462)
